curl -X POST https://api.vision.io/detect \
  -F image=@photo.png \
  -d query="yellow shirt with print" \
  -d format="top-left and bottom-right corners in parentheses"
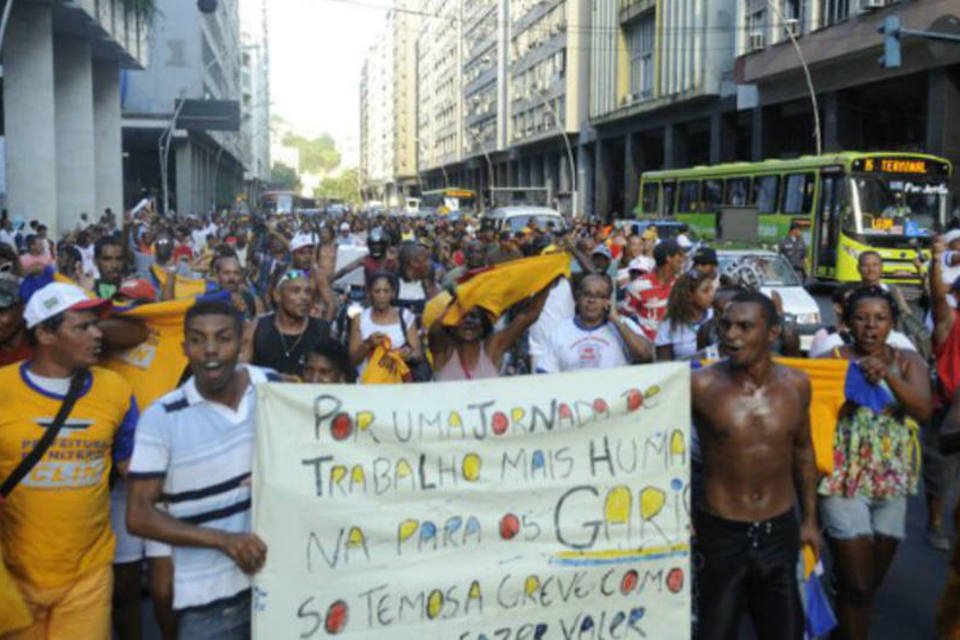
top-left (0, 364), bottom-right (137, 589)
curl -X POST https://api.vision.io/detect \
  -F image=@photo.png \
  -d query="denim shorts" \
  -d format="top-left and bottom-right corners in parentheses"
top-left (178, 590), bottom-right (251, 640)
top-left (819, 494), bottom-right (908, 540)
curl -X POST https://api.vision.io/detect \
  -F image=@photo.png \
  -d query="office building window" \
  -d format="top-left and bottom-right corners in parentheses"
top-left (627, 14), bottom-right (654, 99)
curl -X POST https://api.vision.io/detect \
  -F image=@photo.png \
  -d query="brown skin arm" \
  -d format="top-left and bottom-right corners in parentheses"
top-left (100, 317), bottom-right (150, 352)
top-left (791, 372), bottom-right (820, 556)
top-left (932, 236), bottom-right (954, 348)
top-left (885, 349), bottom-right (932, 423)
top-left (487, 286), bottom-right (551, 368)
top-left (239, 318), bottom-right (256, 364)
top-left (610, 307), bottom-right (654, 362)
top-left (127, 476), bottom-right (267, 575)
top-left (311, 263), bottom-right (338, 322)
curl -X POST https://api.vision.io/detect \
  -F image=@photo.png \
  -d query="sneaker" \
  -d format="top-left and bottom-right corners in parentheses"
top-left (928, 525), bottom-right (951, 551)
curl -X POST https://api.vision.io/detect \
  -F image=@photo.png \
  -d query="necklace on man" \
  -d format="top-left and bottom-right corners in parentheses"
top-left (277, 317), bottom-right (307, 358)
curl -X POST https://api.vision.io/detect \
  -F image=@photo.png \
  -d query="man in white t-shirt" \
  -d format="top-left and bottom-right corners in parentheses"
top-left (127, 299), bottom-right (280, 639)
top-left (537, 273), bottom-right (653, 373)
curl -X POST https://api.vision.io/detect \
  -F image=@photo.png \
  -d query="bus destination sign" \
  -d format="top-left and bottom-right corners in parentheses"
top-left (857, 157), bottom-right (949, 175)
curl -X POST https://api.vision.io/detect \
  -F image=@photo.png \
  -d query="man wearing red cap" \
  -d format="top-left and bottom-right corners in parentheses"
top-left (0, 282), bottom-right (139, 639)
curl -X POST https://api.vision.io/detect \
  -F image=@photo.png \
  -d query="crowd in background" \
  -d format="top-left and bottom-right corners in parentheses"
top-left (2, 201), bottom-right (960, 639)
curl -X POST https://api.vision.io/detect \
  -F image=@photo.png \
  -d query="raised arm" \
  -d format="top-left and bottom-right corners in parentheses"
top-left (932, 236), bottom-right (954, 348)
top-left (488, 285), bottom-right (551, 365)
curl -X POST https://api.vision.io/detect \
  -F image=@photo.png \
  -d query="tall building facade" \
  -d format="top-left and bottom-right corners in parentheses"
top-left (0, 0), bottom-right (149, 235)
top-left (359, 0), bottom-right (419, 206)
top-left (585, 0), bottom-right (739, 216)
top-left (122, 0), bottom-right (258, 216)
top-left (241, 0), bottom-right (271, 189)
top-left (417, 0), bottom-right (464, 189)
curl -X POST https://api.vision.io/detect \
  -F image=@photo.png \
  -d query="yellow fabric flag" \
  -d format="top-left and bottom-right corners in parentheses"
top-left (442, 253), bottom-right (570, 326)
top-left (102, 298), bottom-right (195, 409)
top-left (775, 357), bottom-right (849, 476)
top-left (360, 338), bottom-right (411, 384)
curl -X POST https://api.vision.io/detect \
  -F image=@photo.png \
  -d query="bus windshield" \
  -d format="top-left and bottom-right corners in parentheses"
top-left (847, 175), bottom-right (948, 239)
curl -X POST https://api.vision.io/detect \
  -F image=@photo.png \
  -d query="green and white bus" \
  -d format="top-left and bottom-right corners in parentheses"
top-left (636, 152), bottom-right (952, 285)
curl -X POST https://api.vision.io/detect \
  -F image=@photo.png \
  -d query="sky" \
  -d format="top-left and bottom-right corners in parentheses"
top-left (267, 0), bottom-right (389, 168)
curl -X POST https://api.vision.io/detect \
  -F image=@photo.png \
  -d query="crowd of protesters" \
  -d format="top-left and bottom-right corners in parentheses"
top-left (1, 201), bottom-right (960, 640)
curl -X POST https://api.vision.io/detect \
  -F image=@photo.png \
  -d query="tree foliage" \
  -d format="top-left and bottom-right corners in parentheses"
top-left (270, 163), bottom-right (301, 191)
top-left (313, 168), bottom-right (360, 204)
top-left (282, 133), bottom-right (341, 175)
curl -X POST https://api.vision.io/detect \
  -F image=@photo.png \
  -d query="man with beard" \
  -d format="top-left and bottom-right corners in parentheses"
top-left (127, 299), bottom-right (278, 639)
top-left (93, 236), bottom-right (126, 300)
top-left (214, 255), bottom-right (262, 320)
top-left (245, 270), bottom-right (332, 376)
top-left (691, 290), bottom-right (818, 640)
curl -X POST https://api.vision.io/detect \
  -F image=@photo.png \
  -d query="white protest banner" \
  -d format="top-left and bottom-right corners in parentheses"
top-left (252, 363), bottom-right (691, 639)
top-left (333, 246), bottom-right (369, 289)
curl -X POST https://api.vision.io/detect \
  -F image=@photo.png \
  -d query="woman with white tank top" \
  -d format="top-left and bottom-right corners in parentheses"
top-left (349, 272), bottom-right (421, 378)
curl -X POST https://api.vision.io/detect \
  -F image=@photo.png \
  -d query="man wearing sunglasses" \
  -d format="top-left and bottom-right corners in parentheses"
top-left (245, 269), bottom-right (332, 376)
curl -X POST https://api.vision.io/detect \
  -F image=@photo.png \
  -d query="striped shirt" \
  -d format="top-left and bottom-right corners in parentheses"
top-left (128, 365), bottom-right (280, 610)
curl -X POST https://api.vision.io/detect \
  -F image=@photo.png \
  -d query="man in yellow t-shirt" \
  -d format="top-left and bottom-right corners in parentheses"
top-left (0, 283), bottom-right (138, 639)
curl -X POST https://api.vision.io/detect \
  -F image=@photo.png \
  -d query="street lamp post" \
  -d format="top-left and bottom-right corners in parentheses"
top-left (538, 88), bottom-right (577, 215)
top-left (765, 0), bottom-right (821, 156)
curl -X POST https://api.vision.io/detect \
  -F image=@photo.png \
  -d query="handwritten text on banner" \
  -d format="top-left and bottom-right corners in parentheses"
top-left (252, 363), bottom-right (691, 639)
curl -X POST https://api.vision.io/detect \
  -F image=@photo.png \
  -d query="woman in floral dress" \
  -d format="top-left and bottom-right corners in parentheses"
top-left (817, 285), bottom-right (931, 640)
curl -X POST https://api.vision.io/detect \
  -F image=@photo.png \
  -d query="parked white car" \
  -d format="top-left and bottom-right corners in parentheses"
top-left (716, 250), bottom-right (822, 351)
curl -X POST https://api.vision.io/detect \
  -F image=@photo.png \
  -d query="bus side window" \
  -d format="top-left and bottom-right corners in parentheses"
top-left (678, 181), bottom-right (700, 212)
top-left (662, 183), bottom-right (676, 215)
top-left (782, 173), bottom-right (815, 214)
top-left (703, 179), bottom-right (723, 212)
top-left (753, 175), bottom-right (779, 213)
top-left (641, 183), bottom-right (659, 214)
top-left (724, 177), bottom-right (750, 207)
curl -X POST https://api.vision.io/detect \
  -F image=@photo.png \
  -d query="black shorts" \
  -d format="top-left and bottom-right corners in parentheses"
top-left (693, 508), bottom-right (803, 640)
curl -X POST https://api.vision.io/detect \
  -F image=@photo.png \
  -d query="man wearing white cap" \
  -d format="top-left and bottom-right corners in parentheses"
top-left (0, 282), bottom-right (139, 639)
top-left (336, 221), bottom-right (362, 247)
top-left (289, 232), bottom-right (317, 271)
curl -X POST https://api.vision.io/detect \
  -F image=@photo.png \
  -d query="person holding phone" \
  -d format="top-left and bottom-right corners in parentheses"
top-left (536, 273), bottom-right (653, 373)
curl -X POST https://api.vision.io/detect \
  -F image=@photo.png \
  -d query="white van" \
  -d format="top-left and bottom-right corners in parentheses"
top-left (482, 206), bottom-right (567, 234)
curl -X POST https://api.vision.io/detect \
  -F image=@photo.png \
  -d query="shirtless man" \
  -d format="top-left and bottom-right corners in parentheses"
top-left (691, 289), bottom-right (818, 640)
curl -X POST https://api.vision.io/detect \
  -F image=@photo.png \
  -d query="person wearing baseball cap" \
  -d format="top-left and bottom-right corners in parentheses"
top-left (0, 273), bottom-right (30, 367)
top-left (692, 246), bottom-right (719, 280)
top-left (289, 233), bottom-right (317, 271)
top-left (622, 238), bottom-right (685, 341)
top-left (0, 281), bottom-right (138, 639)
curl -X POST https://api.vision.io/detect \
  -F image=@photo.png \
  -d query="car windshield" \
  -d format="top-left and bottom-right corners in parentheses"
top-left (506, 215), bottom-right (564, 232)
top-left (847, 175), bottom-right (948, 239)
top-left (719, 255), bottom-right (801, 287)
